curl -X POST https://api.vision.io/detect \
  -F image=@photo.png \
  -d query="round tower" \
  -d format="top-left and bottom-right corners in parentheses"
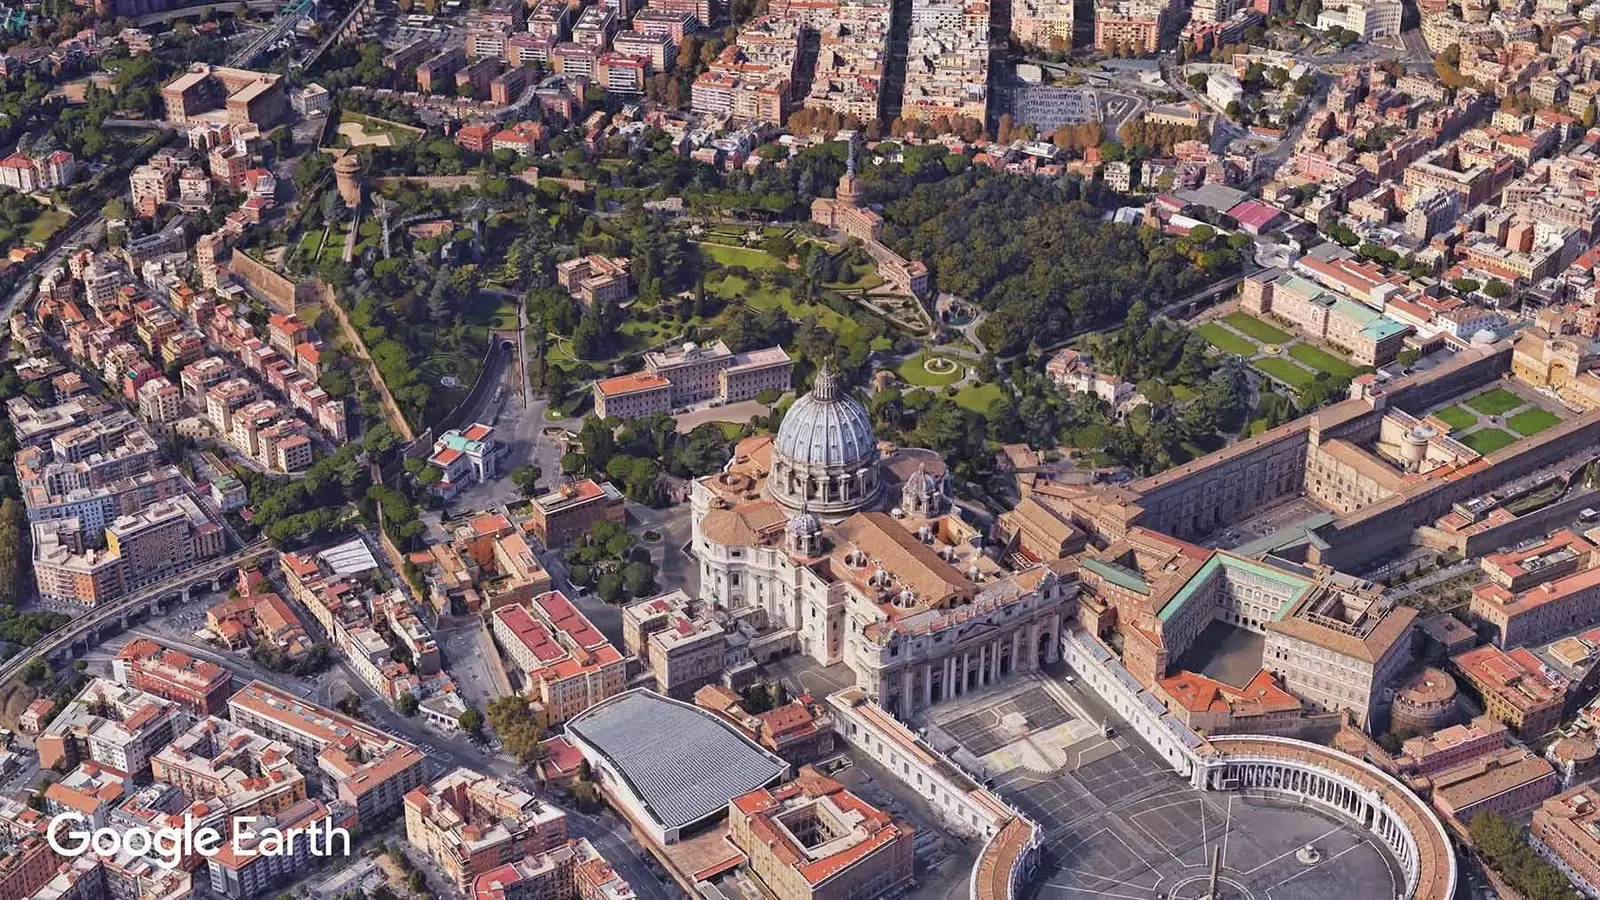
top-left (334, 154), bottom-right (363, 209)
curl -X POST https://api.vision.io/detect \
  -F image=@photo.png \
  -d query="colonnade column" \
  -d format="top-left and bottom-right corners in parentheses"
top-left (922, 663), bottom-right (932, 709)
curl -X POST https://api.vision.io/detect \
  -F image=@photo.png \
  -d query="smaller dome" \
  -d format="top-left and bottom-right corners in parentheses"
top-left (1472, 328), bottom-right (1499, 345)
top-left (788, 507), bottom-right (820, 537)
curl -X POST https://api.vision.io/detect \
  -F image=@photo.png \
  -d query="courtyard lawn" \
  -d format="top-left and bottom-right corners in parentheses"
top-left (1433, 406), bottom-right (1479, 431)
top-left (1195, 323), bottom-right (1257, 357)
top-left (1223, 312), bottom-right (1292, 344)
top-left (1508, 407), bottom-right (1562, 437)
top-left (1253, 357), bottom-right (1317, 389)
top-left (696, 243), bottom-right (784, 270)
top-left (1458, 428), bottom-right (1519, 455)
top-left (953, 381), bottom-right (1004, 413)
top-left (897, 353), bottom-right (965, 387)
top-left (1465, 387), bottom-right (1524, 416)
top-left (1287, 343), bottom-right (1359, 378)
top-left (1246, 418), bottom-right (1270, 437)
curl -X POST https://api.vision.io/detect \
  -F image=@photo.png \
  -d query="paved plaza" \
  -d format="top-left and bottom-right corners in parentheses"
top-left (932, 675), bottom-right (1404, 900)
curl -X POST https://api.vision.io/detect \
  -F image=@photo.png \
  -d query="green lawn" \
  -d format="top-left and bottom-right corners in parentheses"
top-left (1224, 312), bottom-right (1292, 344)
top-left (25, 209), bottom-right (70, 246)
top-left (1458, 428), bottom-right (1519, 455)
top-left (1246, 418), bottom-right (1269, 437)
top-left (1170, 384), bottom-right (1198, 402)
top-left (295, 229), bottom-right (325, 262)
top-left (1508, 407), bottom-right (1562, 437)
top-left (1287, 343), bottom-right (1359, 378)
top-left (953, 381), bottom-right (1004, 413)
top-left (1195, 323), bottom-right (1257, 357)
top-left (826, 261), bottom-right (886, 292)
top-left (696, 243), bottom-right (783, 270)
top-left (1466, 388), bottom-right (1523, 416)
top-left (1433, 406), bottom-right (1478, 431)
top-left (1253, 357), bottom-right (1317, 389)
top-left (897, 353), bottom-right (965, 387)
top-left (710, 273), bottom-right (860, 338)
top-left (488, 298), bottom-right (521, 331)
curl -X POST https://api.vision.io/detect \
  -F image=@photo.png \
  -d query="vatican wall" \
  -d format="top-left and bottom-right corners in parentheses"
top-left (1311, 409), bottom-right (1600, 570)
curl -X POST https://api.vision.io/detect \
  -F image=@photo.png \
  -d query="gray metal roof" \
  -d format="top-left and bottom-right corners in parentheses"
top-left (566, 691), bottom-right (788, 830)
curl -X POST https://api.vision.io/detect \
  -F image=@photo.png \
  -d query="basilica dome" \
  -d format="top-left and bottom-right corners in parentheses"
top-left (768, 365), bottom-right (882, 519)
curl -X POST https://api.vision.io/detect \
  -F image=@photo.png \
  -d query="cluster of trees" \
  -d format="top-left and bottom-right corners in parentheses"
top-left (0, 500), bottom-right (29, 610)
top-left (563, 518), bottom-right (657, 603)
top-left (565, 413), bottom-right (734, 505)
top-left (236, 442), bottom-right (371, 547)
top-left (1469, 811), bottom-right (1577, 899)
top-left (879, 170), bottom-right (1229, 354)
top-left (785, 107), bottom-right (871, 136)
top-left (0, 607), bottom-right (69, 662)
top-left (643, 32), bottom-right (727, 111)
top-left (887, 114), bottom-right (986, 142)
top-left (740, 680), bottom-right (790, 714)
top-left (489, 695), bottom-right (546, 764)
top-left (251, 641), bottom-right (331, 676)
top-left (1117, 120), bottom-right (1207, 156)
top-left (866, 387), bottom-right (993, 481)
top-left (374, 841), bottom-right (430, 895)
top-left (1048, 122), bottom-right (1107, 155)
top-left (0, 369), bottom-right (30, 613)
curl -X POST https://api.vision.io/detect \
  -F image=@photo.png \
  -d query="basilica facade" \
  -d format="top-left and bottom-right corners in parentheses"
top-left (689, 366), bottom-right (1073, 720)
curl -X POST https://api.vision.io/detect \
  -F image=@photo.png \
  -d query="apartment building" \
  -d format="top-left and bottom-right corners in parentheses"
top-left (105, 496), bottom-right (225, 590)
top-left (227, 681), bottom-right (429, 824)
top-left (150, 716), bottom-right (307, 818)
top-left (403, 769), bottom-right (568, 890)
top-left (470, 838), bottom-right (634, 899)
top-left (207, 798), bottom-right (356, 899)
top-left (37, 678), bottom-right (189, 776)
top-left (491, 591), bottom-right (626, 724)
top-left (112, 637), bottom-right (233, 716)
top-left (527, 479), bottom-right (626, 548)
